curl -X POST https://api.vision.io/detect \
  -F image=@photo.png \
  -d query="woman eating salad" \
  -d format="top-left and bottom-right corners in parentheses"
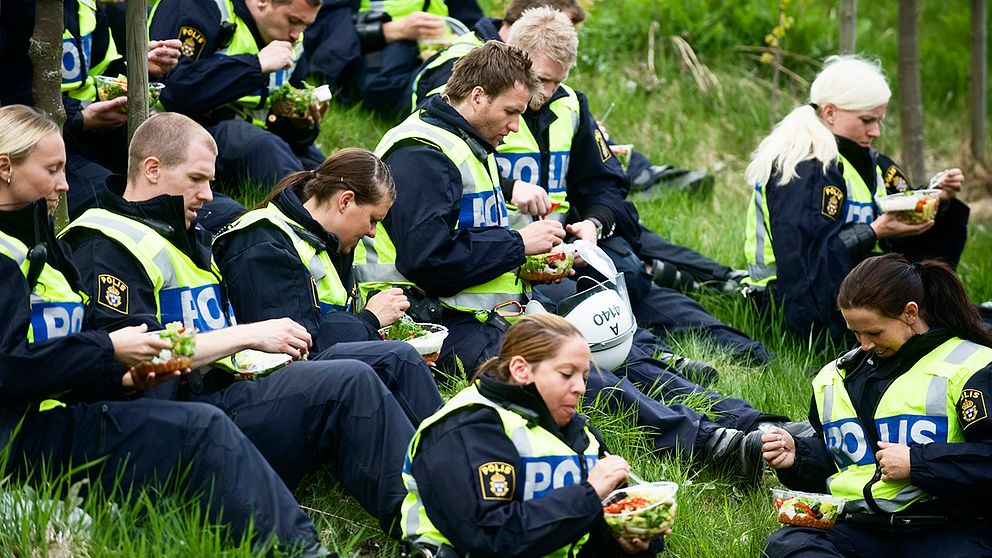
top-left (399, 314), bottom-right (669, 558)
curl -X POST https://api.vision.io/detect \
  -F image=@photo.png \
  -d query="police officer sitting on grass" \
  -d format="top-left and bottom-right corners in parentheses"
top-left (59, 112), bottom-right (426, 538)
top-left (150, 0), bottom-right (327, 207)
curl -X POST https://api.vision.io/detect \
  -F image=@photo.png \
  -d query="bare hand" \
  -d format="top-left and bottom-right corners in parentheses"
top-left (382, 12), bottom-right (446, 42)
top-left (109, 323), bottom-right (172, 366)
top-left (870, 212), bottom-right (935, 239)
top-left (147, 39), bottom-right (182, 76)
top-left (596, 120), bottom-right (611, 141)
top-left (257, 41), bottom-right (295, 73)
top-left (761, 427), bottom-right (797, 469)
top-left (566, 220), bottom-right (598, 245)
top-left (615, 535), bottom-right (654, 554)
top-left (876, 441), bottom-right (911, 482)
top-left (243, 318), bottom-right (312, 360)
top-left (587, 455), bottom-right (630, 500)
top-left (510, 181), bottom-right (553, 216)
top-left (82, 98), bottom-right (129, 129)
top-left (519, 220), bottom-right (565, 255)
top-left (932, 168), bottom-right (964, 201)
top-left (365, 288), bottom-right (410, 327)
top-left (122, 367), bottom-right (185, 391)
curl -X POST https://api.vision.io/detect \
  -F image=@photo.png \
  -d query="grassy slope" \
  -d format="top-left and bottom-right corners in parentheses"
top-left (9, 1), bottom-right (989, 556)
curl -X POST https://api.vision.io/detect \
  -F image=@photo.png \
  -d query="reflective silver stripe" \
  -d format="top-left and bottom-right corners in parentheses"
top-left (275, 221), bottom-right (327, 282)
top-left (379, 121), bottom-right (479, 192)
top-left (944, 340), bottom-right (982, 365)
top-left (404, 499), bottom-right (422, 537)
top-left (509, 426), bottom-right (534, 457)
top-left (844, 484), bottom-right (928, 514)
top-left (353, 262), bottom-right (409, 284)
top-left (361, 237), bottom-right (379, 265)
top-left (746, 262), bottom-right (776, 282)
top-left (925, 376), bottom-right (949, 416)
top-left (68, 213), bottom-right (178, 288)
top-left (441, 291), bottom-right (525, 311)
top-left (822, 384), bottom-right (834, 424)
top-left (753, 183), bottom-right (768, 267)
top-left (0, 234), bottom-right (27, 266)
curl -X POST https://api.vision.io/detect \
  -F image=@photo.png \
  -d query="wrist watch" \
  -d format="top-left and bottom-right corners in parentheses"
top-left (587, 217), bottom-right (607, 240)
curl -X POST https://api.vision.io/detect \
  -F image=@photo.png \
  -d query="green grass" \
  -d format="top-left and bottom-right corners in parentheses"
top-left (11, 0), bottom-right (992, 556)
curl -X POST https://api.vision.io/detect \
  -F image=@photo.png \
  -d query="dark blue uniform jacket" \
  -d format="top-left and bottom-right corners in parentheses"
top-left (410, 374), bottom-right (662, 558)
top-left (515, 86), bottom-right (640, 251)
top-left (212, 187), bottom-right (382, 351)
top-left (776, 328), bottom-right (992, 517)
top-left (765, 137), bottom-right (969, 341)
top-left (0, 201), bottom-right (124, 407)
top-left (62, 179), bottom-right (217, 334)
top-left (379, 96), bottom-right (527, 297)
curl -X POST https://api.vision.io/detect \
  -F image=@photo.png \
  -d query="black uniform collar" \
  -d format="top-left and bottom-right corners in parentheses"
top-left (0, 200), bottom-right (81, 285)
top-left (471, 17), bottom-right (503, 41)
top-left (476, 374), bottom-right (589, 447)
top-left (232, 0), bottom-right (267, 48)
top-left (271, 187), bottom-right (344, 254)
top-left (421, 95), bottom-right (497, 156)
top-left (836, 135), bottom-right (879, 194)
top-left (97, 176), bottom-right (211, 266)
top-left (847, 326), bottom-right (954, 380)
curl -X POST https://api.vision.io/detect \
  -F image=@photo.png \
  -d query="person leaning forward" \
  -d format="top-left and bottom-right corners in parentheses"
top-left (149, 0), bottom-right (326, 201)
top-left (353, 40), bottom-right (565, 373)
top-left (0, 105), bottom-right (330, 556)
top-left (58, 113), bottom-right (422, 537)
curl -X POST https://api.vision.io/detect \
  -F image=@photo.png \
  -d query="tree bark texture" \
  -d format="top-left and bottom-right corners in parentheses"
top-left (839, 0), bottom-right (857, 54)
top-left (126, 0), bottom-right (150, 141)
top-left (898, 0), bottom-right (926, 185)
top-left (971, 0), bottom-right (988, 164)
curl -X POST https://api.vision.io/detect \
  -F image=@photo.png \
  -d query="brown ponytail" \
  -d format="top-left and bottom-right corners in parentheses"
top-left (257, 147), bottom-right (395, 209)
top-left (838, 254), bottom-right (992, 346)
top-left (473, 314), bottom-right (584, 382)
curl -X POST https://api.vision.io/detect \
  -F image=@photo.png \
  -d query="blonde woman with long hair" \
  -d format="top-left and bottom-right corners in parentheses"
top-left (741, 55), bottom-right (968, 344)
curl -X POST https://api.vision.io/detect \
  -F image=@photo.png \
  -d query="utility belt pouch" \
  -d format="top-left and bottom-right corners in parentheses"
top-left (401, 285), bottom-right (442, 324)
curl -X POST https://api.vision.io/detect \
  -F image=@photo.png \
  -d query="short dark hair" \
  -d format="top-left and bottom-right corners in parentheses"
top-left (271, 0), bottom-right (321, 7)
top-left (445, 41), bottom-right (541, 105)
top-left (127, 113), bottom-right (217, 184)
top-left (504, 0), bottom-right (586, 25)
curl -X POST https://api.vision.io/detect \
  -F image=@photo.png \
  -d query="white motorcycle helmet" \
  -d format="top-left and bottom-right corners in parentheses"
top-left (527, 274), bottom-right (636, 371)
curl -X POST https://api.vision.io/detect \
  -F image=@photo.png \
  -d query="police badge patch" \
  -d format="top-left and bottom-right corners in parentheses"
top-left (178, 26), bottom-right (207, 60)
top-left (959, 389), bottom-right (987, 430)
top-left (594, 129), bottom-right (613, 163)
top-left (884, 165), bottom-right (910, 194)
top-left (97, 274), bottom-right (129, 314)
top-left (821, 185), bottom-right (844, 220)
top-left (478, 461), bottom-right (515, 501)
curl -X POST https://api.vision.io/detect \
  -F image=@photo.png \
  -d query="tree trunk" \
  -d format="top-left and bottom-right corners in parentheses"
top-left (898, 0), bottom-right (926, 186)
top-left (126, 0), bottom-right (150, 141)
top-left (971, 0), bottom-right (988, 165)
top-left (29, 0), bottom-right (70, 230)
top-left (839, 0), bottom-right (857, 54)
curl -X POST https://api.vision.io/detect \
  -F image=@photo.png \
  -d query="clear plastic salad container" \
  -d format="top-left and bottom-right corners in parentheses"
top-left (875, 189), bottom-right (941, 224)
top-left (602, 481), bottom-right (678, 539)
top-left (771, 488), bottom-right (845, 530)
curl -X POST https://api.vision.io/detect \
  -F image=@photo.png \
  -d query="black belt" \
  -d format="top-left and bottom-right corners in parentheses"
top-left (842, 513), bottom-right (949, 527)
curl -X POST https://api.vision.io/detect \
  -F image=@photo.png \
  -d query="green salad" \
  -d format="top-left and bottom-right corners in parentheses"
top-left (381, 317), bottom-right (428, 341)
top-left (772, 489), bottom-right (844, 529)
top-left (602, 483), bottom-right (678, 539)
top-left (157, 321), bottom-right (196, 358)
top-left (269, 83), bottom-right (314, 119)
top-left (94, 75), bottom-right (164, 111)
top-left (519, 245), bottom-right (574, 281)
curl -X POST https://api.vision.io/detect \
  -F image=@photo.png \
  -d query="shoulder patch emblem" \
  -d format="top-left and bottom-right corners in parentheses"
top-left (97, 274), bottom-right (129, 314)
top-left (821, 185), bottom-right (844, 220)
top-left (478, 461), bottom-right (515, 501)
top-left (884, 165), bottom-right (910, 194)
top-left (594, 129), bottom-right (612, 163)
top-left (178, 26), bottom-right (207, 60)
top-left (959, 388), bottom-right (988, 429)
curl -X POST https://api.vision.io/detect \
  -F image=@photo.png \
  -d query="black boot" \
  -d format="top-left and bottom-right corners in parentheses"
top-left (658, 351), bottom-right (719, 386)
top-left (702, 427), bottom-right (764, 484)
